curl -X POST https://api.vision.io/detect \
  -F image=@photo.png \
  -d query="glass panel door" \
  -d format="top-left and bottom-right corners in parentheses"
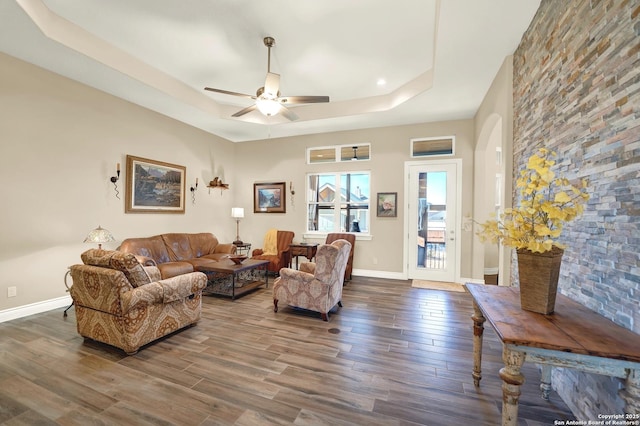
top-left (408, 162), bottom-right (458, 282)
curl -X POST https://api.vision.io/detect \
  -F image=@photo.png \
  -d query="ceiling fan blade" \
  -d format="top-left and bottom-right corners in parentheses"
top-left (279, 105), bottom-right (299, 121)
top-left (204, 87), bottom-right (255, 99)
top-left (231, 104), bottom-right (258, 117)
top-left (279, 95), bottom-right (330, 105)
top-left (264, 72), bottom-right (280, 98)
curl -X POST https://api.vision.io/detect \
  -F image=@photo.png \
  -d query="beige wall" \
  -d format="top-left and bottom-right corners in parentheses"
top-left (0, 52), bottom-right (236, 312)
top-left (1, 50), bottom-right (482, 317)
top-left (236, 120), bottom-right (476, 278)
top-left (473, 55), bottom-right (514, 283)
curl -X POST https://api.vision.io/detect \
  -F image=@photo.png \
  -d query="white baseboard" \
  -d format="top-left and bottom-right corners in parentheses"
top-left (461, 277), bottom-right (485, 284)
top-left (353, 270), bottom-right (486, 285)
top-left (1, 272), bottom-right (481, 323)
top-left (0, 295), bottom-right (72, 323)
top-left (483, 267), bottom-right (499, 275)
top-left (352, 268), bottom-right (406, 280)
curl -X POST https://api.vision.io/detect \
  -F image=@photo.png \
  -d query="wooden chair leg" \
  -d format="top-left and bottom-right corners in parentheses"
top-left (321, 313), bottom-right (329, 321)
top-left (273, 299), bottom-right (278, 313)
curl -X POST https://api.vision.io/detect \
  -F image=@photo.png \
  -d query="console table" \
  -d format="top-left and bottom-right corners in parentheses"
top-left (233, 242), bottom-right (252, 256)
top-left (466, 283), bottom-right (640, 426)
top-left (289, 243), bottom-right (318, 269)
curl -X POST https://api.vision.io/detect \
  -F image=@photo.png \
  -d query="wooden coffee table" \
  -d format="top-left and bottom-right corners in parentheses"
top-left (196, 258), bottom-right (269, 300)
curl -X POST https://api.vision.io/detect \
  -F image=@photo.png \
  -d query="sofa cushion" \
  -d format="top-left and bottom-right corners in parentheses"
top-left (201, 253), bottom-right (231, 262)
top-left (162, 233), bottom-right (195, 261)
top-left (119, 235), bottom-right (171, 264)
top-left (81, 249), bottom-right (151, 288)
top-left (188, 233), bottom-right (219, 257)
top-left (184, 257), bottom-right (220, 269)
top-left (157, 261), bottom-right (194, 279)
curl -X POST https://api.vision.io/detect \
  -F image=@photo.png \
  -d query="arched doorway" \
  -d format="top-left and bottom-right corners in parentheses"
top-left (474, 114), bottom-right (509, 285)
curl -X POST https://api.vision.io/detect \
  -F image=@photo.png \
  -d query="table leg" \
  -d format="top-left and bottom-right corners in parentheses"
top-left (231, 274), bottom-right (236, 300)
top-left (540, 364), bottom-right (552, 401)
top-left (620, 368), bottom-right (640, 414)
top-left (264, 264), bottom-right (269, 288)
top-left (472, 301), bottom-right (486, 386)
top-left (499, 347), bottom-right (526, 426)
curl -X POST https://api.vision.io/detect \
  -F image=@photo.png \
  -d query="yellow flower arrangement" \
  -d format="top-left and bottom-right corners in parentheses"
top-left (477, 148), bottom-right (590, 253)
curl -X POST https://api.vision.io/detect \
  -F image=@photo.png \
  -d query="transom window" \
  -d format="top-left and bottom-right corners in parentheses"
top-left (307, 144), bottom-right (370, 164)
top-left (410, 136), bottom-right (454, 157)
top-left (306, 172), bottom-right (370, 234)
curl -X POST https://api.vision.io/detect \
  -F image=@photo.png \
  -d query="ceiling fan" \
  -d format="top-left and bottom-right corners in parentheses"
top-left (204, 37), bottom-right (330, 121)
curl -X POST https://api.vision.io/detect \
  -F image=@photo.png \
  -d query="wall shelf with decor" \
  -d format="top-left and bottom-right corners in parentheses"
top-left (207, 177), bottom-right (229, 194)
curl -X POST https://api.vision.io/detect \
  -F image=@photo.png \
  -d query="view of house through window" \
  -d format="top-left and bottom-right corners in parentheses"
top-left (306, 172), bottom-right (370, 233)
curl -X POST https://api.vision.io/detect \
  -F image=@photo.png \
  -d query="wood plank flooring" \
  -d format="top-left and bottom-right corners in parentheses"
top-left (0, 276), bottom-right (576, 425)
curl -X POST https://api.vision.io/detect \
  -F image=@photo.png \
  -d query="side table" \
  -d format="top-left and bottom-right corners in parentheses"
top-left (466, 283), bottom-right (640, 426)
top-left (233, 243), bottom-right (251, 256)
top-left (289, 243), bottom-right (319, 269)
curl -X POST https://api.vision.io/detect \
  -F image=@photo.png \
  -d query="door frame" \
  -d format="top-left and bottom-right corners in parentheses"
top-left (403, 158), bottom-right (462, 282)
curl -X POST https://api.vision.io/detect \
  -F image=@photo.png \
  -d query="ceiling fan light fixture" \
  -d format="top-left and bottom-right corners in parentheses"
top-left (256, 98), bottom-right (281, 116)
top-left (204, 36), bottom-right (329, 121)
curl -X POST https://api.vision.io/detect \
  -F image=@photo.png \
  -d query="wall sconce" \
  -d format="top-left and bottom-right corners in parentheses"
top-left (190, 178), bottom-right (198, 204)
top-left (290, 182), bottom-right (295, 206)
top-left (110, 162), bottom-right (121, 199)
top-left (231, 207), bottom-right (244, 244)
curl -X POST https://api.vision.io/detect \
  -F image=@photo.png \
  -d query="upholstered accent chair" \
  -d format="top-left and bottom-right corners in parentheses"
top-left (325, 233), bottom-right (356, 281)
top-left (273, 239), bottom-right (351, 321)
top-left (251, 229), bottom-right (294, 274)
top-left (69, 249), bottom-right (207, 355)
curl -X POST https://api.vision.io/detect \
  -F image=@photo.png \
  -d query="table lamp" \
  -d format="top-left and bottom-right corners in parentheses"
top-left (83, 225), bottom-right (116, 249)
top-left (231, 207), bottom-right (244, 245)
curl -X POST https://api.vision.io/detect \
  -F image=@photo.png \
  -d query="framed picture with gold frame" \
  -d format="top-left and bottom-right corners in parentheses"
top-left (125, 155), bottom-right (186, 214)
top-left (253, 182), bottom-right (286, 213)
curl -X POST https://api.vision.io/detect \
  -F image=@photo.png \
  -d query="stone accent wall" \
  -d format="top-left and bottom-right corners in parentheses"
top-left (513, 0), bottom-right (639, 419)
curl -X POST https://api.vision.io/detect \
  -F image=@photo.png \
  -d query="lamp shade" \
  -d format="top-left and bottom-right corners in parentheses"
top-left (256, 98), bottom-right (281, 116)
top-left (83, 225), bottom-right (115, 248)
top-left (231, 207), bottom-right (245, 219)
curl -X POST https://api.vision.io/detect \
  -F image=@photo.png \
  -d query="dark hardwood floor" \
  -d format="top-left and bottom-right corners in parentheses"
top-left (0, 276), bottom-right (575, 425)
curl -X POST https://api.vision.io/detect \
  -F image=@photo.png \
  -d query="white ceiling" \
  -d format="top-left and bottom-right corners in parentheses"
top-left (0, 0), bottom-right (540, 142)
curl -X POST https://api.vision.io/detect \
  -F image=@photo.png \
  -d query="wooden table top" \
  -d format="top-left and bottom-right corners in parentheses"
top-left (196, 258), bottom-right (269, 274)
top-left (466, 283), bottom-right (640, 363)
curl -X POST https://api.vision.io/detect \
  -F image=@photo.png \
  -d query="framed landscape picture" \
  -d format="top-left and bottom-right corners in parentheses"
top-left (125, 155), bottom-right (186, 214)
top-left (377, 192), bottom-right (397, 217)
top-left (254, 182), bottom-right (286, 213)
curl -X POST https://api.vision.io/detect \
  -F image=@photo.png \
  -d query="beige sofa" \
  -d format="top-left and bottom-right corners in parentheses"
top-left (69, 249), bottom-right (207, 355)
top-left (118, 232), bottom-right (236, 279)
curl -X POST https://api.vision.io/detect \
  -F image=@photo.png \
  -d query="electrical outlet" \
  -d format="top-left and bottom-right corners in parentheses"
top-left (7, 286), bottom-right (17, 298)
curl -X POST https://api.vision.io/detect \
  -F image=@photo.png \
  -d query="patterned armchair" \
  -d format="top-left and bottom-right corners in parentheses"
top-left (69, 249), bottom-right (207, 355)
top-left (273, 239), bottom-right (351, 321)
top-left (251, 229), bottom-right (294, 274)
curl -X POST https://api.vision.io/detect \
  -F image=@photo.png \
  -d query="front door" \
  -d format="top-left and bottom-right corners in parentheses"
top-left (406, 160), bottom-right (460, 282)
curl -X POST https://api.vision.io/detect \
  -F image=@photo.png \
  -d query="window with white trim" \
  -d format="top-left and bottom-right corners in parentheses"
top-left (410, 136), bottom-right (454, 157)
top-left (307, 144), bottom-right (370, 164)
top-left (306, 172), bottom-right (370, 234)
